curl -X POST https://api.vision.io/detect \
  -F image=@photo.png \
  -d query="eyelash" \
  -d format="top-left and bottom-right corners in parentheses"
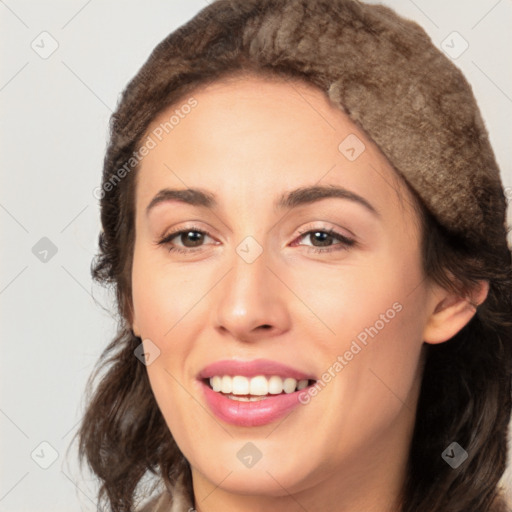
top-left (156, 225), bottom-right (356, 255)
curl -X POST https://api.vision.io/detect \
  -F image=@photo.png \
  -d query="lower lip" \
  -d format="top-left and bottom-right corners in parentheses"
top-left (200, 380), bottom-right (306, 427)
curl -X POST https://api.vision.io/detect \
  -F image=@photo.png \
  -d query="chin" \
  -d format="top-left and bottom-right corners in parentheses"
top-left (189, 446), bottom-right (318, 498)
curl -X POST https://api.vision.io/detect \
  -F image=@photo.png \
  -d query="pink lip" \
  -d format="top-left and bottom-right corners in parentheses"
top-left (197, 358), bottom-right (316, 380)
top-left (197, 359), bottom-right (317, 427)
top-left (199, 381), bottom-right (312, 427)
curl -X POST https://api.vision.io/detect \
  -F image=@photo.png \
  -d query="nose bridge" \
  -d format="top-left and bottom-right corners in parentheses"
top-left (234, 236), bottom-right (269, 301)
top-left (213, 235), bottom-right (289, 339)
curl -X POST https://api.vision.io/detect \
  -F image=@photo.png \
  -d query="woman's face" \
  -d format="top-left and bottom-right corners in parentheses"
top-left (130, 75), bottom-right (440, 507)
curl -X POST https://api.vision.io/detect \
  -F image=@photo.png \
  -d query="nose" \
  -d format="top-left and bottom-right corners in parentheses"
top-left (213, 245), bottom-right (291, 343)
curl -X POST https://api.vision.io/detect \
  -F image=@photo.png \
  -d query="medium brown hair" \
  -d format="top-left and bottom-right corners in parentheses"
top-left (76, 1), bottom-right (512, 510)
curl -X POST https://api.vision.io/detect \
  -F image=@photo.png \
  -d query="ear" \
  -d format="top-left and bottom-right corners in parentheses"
top-left (422, 279), bottom-right (489, 344)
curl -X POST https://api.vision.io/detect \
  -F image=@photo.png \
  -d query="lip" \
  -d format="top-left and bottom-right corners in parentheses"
top-left (199, 380), bottom-right (313, 427)
top-left (197, 358), bottom-right (316, 380)
top-left (197, 359), bottom-right (317, 427)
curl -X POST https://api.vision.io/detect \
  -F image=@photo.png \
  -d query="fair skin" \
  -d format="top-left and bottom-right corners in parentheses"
top-left (130, 74), bottom-right (488, 512)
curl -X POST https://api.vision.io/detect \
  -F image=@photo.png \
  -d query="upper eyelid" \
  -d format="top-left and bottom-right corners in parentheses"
top-left (159, 226), bottom-right (214, 243)
top-left (295, 227), bottom-right (355, 246)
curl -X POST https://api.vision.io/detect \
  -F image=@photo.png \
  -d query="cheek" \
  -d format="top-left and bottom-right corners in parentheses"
top-left (130, 246), bottom-right (208, 406)
top-left (303, 288), bottom-right (426, 461)
top-left (131, 244), bottom-right (201, 338)
top-left (295, 250), bottom-right (424, 344)
top-left (304, 244), bottom-right (427, 407)
top-left (338, 253), bottom-right (426, 380)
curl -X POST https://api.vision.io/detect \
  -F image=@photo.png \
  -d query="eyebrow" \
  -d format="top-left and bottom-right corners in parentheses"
top-left (145, 185), bottom-right (380, 217)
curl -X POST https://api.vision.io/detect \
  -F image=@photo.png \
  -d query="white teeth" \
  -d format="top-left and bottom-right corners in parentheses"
top-left (283, 377), bottom-right (297, 393)
top-left (232, 376), bottom-right (249, 395)
top-left (297, 379), bottom-right (308, 390)
top-left (211, 376), bottom-right (222, 392)
top-left (249, 375), bottom-right (268, 395)
top-left (227, 395), bottom-right (267, 402)
top-left (221, 375), bottom-right (232, 394)
top-left (268, 375), bottom-right (283, 394)
top-left (208, 375), bottom-right (311, 395)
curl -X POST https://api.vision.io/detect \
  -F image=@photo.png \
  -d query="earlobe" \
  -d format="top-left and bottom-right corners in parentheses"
top-left (422, 280), bottom-right (489, 345)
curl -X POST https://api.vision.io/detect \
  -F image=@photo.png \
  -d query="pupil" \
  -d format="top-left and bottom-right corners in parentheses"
top-left (312, 231), bottom-right (331, 246)
top-left (182, 231), bottom-right (203, 247)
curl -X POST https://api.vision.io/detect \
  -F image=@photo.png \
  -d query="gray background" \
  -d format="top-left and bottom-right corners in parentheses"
top-left (1, 1), bottom-right (511, 511)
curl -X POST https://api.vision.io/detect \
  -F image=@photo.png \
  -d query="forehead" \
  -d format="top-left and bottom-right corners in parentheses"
top-left (141, 74), bottom-right (362, 164)
top-left (135, 74), bottom-right (415, 222)
top-left (167, 74), bottom-right (349, 145)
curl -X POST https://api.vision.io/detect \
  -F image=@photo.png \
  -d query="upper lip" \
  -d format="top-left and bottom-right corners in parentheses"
top-left (197, 358), bottom-right (317, 381)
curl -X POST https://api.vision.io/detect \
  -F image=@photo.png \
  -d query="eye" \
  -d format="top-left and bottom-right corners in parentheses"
top-left (292, 227), bottom-right (356, 254)
top-left (156, 226), bottom-right (216, 254)
top-left (156, 225), bottom-right (356, 255)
